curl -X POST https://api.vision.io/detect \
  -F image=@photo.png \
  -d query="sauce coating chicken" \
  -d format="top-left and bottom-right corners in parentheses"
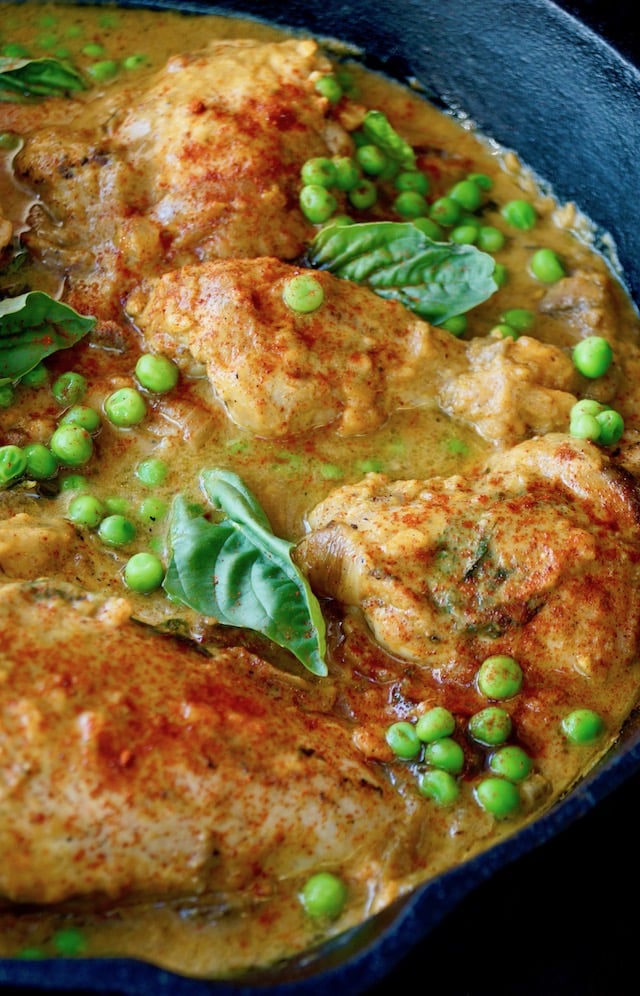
top-left (298, 434), bottom-right (640, 675)
top-left (13, 38), bottom-right (347, 318)
top-left (127, 256), bottom-right (582, 441)
top-left (0, 579), bottom-right (406, 906)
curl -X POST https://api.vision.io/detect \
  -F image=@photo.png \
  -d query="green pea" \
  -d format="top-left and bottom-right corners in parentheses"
top-left (21, 362), bottom-right (49, 387)
top-left (52, 927), bottom-right (86, 957)
top-left (493, 262), bottom-right (508, 287)
top-left (67, 494), bottom-right (104, 529)
top-left (299, 183), bottom-right (337, 223)
top-left (570, 412), bottom-right (601, 441)
top-left (441, 315), bottom-right (467, 337)
top-left (467, 706), bottom-right (512, 746)
top-left (572, 336), bottom-right (613, 379)
top-left (300, 871), bottom-right (348, 919)
top-left (385, 720), bottom-right (421, 759)
top-left (424, 737), bottom-right (464, 774)
top-left (124, 551), bottom-right (165, 593)
top-left (49, 424), bottom-right (93, 466)
top-left (321, 215), bottom-right (354, 231)
top-left (60, 473), bottom-right (88, 492)
top-left (122, 54), bottom-right (148, 70)
top-left (300, 156), bottom-right (338, 188)
top-left (356, 143), bottom-right (388, 176)
top-left (450, 224), bottom-right (478, 245)
top-left (314, 75), bottom-right (343, 103)
top-left (332, 156), bottom-right (360, 192)
top-left (52, 371), bottom-right (87, 406)
top-left (467, 172), bottom-right (493, 191)
top-left (415, 706), bottom-right (456, 743)
top-left (355, 457), bottom-right (384, 473)
top-left (59, 405), bottom-right (101, 433)
top-left (393, 190), bottom-right (428, 219)
top-left (37, 33), bottom-right (58, 50)
top-left (429, 196), bottom-right (461, 227)
top-left (2, 43), bottom-right (30, 58)
top-left (501, 198), bottom-right (537, 230)
top-left (0, 444), bottom-right (27, 487)
top-left (138, 496), bottom-right (168, 524)
top-left (476, 225), bottom-right (505, 253)
top-left (449, 179), bottom-right (483, 212)
top-left (348, 178), bottom-right (377, 210)
top-left (394, 170), bottom-right (429, 195)
top-left (530, 247), bottom-right (565, 283)
top-left (489, 745), bottom-right (533, 783)
top-left (135, 457), bottom-right (168, 487)
top-left (282, 273), bottom-right (325, 313)
top-left (82, 42), bottom-right (105, 57)
top-left (134, 353), bottom-right (179, 394)
top-left (98, 514), bottom-right (136, 548)
top-left (16, 947), bottom-right (46, 960)
top-left (104, 387), bottom-right (147, 427)
top-left (476, 655), bottom-right (523, 700)
top-left (595, 408), bottom-right (624, 445)
top-left (570, 398), bottom-right (605, 419)
top-left (501, 307), bottom-right (535, 332)
top-left (103, 496), bottom-right (130, 515)
top-left (86, 60), bottom-right (119, 82)
top-left (0, 384), bottom-right (15, 409)
top-left (474, 776), bottom-right (520, 818)
top-left (418, 768), bottom-right (460, 806)
top-left (561, 708), bottom-right (605, 744)
top-left (413, 217), bottom-right (444, 241)
top-left (23, 442), bottom-right (58, 480)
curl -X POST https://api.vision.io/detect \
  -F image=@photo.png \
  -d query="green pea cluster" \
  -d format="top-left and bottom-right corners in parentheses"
top-left (384, 655), bottom-right (533, 819)
top-left (1, 12), bottom-right (149, 85)
top-left (0, 354), bottom-right (181, 593)
top-left (569, 398), bottom-right (624, 447)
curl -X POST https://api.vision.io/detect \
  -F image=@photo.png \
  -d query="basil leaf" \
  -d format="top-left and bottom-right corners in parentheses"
top-left (361, 110), bottom-right (416, 170)
top-left (0, 57), bottom-right (85, 102)
top-left (164, 471), bottom-right (328, 677)
top-left (307, 220), bottom-right (498, 324)
top-left (0, 291), bottom-right (96, 385)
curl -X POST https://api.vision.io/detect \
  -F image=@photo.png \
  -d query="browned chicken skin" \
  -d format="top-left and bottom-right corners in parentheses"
top-left (297, 434), bottom-right (640, 677)
top-left (0, 580), bottom-right (407, 906)
top-left (127, 256), bottom-right (584, 442)
top-left (13, 38), bottom-right (348, 319)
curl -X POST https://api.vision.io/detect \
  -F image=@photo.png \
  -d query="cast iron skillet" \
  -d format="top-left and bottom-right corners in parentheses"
top-left (1, 1), bottom-right (639, 992)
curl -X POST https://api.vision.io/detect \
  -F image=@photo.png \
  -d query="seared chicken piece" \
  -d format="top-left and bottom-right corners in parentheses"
top-left (127, 256), bottom-right (580, 441)
top-left (0, 580), bottom-right (405, 906)
top-left (297, 435), bottom-right (640, 676)
top-left (12, 38), bottom-right (347, 318)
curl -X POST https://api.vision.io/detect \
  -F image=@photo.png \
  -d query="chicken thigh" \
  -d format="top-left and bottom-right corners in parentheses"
top-left (0, 580), bottom-right (405, 906)
top-left (297, 435), bottom-right (640, 676)
top-left (12, 38), bottom-right (346, 318)
top-left (127, 256), bottom-right (581, 441)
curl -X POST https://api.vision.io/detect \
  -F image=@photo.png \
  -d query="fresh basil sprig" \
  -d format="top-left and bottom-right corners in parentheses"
top-left (163, 469), bottom-right (328, 677)
top-left (0, 56), bottom-right (85, 102)
top-left (306, 220), bottom-right (498, 324)
top-left (0, 291), bottom-right (96, 385)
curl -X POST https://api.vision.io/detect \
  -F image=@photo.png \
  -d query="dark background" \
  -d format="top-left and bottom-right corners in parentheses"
top-left (3, 1), bottom-right (640, 995)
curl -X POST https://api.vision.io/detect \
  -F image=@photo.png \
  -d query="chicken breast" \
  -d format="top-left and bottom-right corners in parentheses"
top-left (0, 579), bottom-right (405, 907)
top-left (127, 256), bottom-right (580, 441)
top-left (297, 434), bottom-right (640, 676)
top-left (13, 38), bottom-right (347, 319)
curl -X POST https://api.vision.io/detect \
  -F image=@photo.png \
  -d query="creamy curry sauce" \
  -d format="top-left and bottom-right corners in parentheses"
top-left (1, 0), bottom-right (640, 979)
